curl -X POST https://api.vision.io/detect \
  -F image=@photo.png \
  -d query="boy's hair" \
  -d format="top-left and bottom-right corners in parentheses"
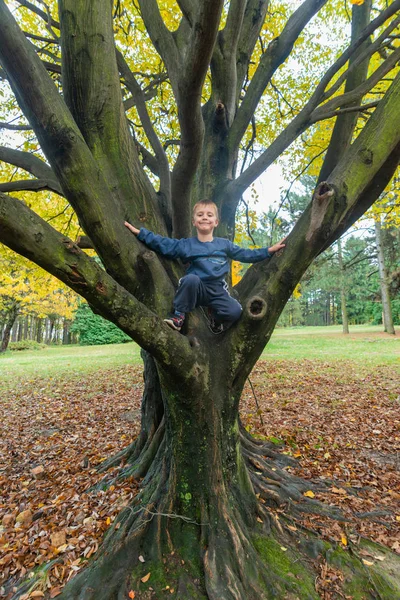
top-left (192, 200), bottom-right (219, 219)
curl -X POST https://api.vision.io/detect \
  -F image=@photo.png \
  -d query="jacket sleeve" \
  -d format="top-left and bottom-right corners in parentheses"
top-left (226, 240), bottom-right (271, 263)
top-left (137, 228), bottom-right (186, 259)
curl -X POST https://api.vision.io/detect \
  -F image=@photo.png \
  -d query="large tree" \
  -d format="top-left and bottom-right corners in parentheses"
top-left (1, 0), bottom-right (400, 598)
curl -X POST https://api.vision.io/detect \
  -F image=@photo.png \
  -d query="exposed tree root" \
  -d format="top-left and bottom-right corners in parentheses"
top-left (8, 352), bottom-right (399, 600)
top-left (55, 467), bottom-right (400, 600)
top-left (7, 421), bottom-right (400, 600)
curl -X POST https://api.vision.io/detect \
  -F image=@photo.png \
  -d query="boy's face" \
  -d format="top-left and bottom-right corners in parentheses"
top-left (192, 204), bottom-right (219, 235)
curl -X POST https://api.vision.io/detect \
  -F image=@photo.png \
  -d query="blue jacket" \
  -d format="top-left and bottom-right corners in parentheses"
top-left (137, 228), bottom-right (271, 281)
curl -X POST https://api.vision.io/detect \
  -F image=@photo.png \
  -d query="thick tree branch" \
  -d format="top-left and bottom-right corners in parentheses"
top-left (0, 0), bottom-right (159, 297)
top-left (235, 0), bottom-right (270, 99)
top-left (176, 0), bottom-right (195, 25)
top-left (222, 0), bottom-right (248, 57)
top-left (310, 47), bottom-right (400, 123)
top-left (311, 101), bottom-right (379, 123)
top-left (117, 50), bottom-right (171, 203)
top-left (15, 0), bottom-right (60, 30)
top-left (222, 0), bottom-right (248, 63)
top-left (0, 121), bottom-right (32, 131)
top-left (59, 0), bottom-right (160, 234)
top-left (0, 145), bottom-right (62, 193)
top-left (171, 0), bottom-right (225, 238)
top-left (210, 0), bottom-right (247, 121)
top-left (229, 0), bottom-right (329, 152)
top-left (0, 178), bottom-right (63, 195)
top-left (137, 0), bottom-right (181, 85)
top-left (227, 5), bottom-right (400, 203)
top-left (320, 11), bottom-right (400, 104)
top-left (0, 191), bottom-right (196, 374)
top-left (230, 71), bottom-right (400, 379)
top-left (318, 0), bottom-right (372, 183)
top-left (137, 144), bottom-right (160, 177)
top-left (317, 141), bottom-right (400, 254)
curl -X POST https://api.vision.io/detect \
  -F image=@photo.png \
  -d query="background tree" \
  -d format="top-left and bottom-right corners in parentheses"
top-left (70, 302), bottom-right (132, 345)
top-left (1, 0), bottom-right (400, 598)
top-left (0, 247), bottom-right (77, 351)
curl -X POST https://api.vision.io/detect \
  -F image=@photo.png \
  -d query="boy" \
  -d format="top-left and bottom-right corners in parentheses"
top-left (125, 200), bottom-right (285, 333)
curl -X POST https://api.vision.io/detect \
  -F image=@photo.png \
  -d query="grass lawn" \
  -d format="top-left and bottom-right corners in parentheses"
top-left (0, 325), bottom-right (398, 390)
top-left (263, 324), bottom-right (400, 366)
top-left (0, 342), bottom-right (142, 390)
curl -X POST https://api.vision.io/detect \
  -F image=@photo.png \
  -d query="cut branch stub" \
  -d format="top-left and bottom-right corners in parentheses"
top-left (245, 295), bottom-right (267, 320)
top-left (306, 181), bottom-right (336, 243)
top-left (75, 235), bottom-right (94, 249)
top-left (214, 101), bottom-right (228, 133)
top-left (313, 181), bottom-right (334, 203)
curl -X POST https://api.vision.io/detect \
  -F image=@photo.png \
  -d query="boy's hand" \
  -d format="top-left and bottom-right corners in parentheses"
top-left (268, 237), bottom-right (286, 254)
top-left (124, 221), bottom-right (140, 236)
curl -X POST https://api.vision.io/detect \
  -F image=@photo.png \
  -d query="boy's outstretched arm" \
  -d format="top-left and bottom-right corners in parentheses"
top-left (124, 221), bottom-right (140, 235)
top-left (268, 237), bottom-right (286, 254)
top-left (124, 222), bottom-right (185, 260)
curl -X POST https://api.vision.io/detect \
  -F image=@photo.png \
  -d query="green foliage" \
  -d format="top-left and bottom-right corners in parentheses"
top-left (8, 339), bottom-right (47, 351)
top-left (70, 303), bottom-right (131, 346)
top-left (365, 298), bottom-right (400, 325)
top-left (256, 177), bottom-right (400, 328)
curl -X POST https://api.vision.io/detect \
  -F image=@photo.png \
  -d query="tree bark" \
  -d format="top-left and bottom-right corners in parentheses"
top-left (61, 352), bottom-right (400, 600)
top-left (337, 238), bottom-right (349, 334)
top-left (0, 301), bottom-right (19, 352)
top-left (318, 0), bottom-right (372, 183)
top-left (375, 219), bottom-right (395, 334)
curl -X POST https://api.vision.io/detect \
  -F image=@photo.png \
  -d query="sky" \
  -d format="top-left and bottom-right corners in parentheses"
top-left (245, 164), bottom-right (286, 215)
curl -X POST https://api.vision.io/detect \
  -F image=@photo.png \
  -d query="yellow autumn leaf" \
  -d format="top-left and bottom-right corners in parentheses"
top-left (106, 517), bottom-right (111, 526)
top-left (350, 0), bottom-right (364, 4)
top-left (341, 536), bottom-right (347, 546)
top-left (141, 573), bottom-right (151, 583)
top-left (304, 490), bottom-right (315, 498)
top-left (362, 559), bottom-right (374, 566)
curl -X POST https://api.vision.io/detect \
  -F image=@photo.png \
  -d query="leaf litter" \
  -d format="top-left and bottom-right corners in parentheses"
top-left (242, 359), bottom-right (400, 555)
top-left (0, 358), bottom-right (399, 598)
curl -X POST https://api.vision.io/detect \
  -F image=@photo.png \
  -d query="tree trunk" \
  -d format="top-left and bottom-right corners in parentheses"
top-left (62, 356), bottom-right (303, 600)
top-left (23, 315), bottom-right (29, 339)
top-left (17, 318), bottom-right (23, 341)
top-left (337, 238), bottom-right (349, 334)
top-left (36, 317), bottom-right (43, 343)
top-left (375, 219), bottom-right (395, 334)
top-left (0, 302), bottom-right (19, 352)
top-left (11, 320), bottom-right (18, 342)
top-left (62, 319), bottom-right (71, 344)
top-left (61, 348), bottom-right (400, 600)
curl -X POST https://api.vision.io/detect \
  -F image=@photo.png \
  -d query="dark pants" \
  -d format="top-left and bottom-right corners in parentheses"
top-left (173, 274), bottom-right (242, 325)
